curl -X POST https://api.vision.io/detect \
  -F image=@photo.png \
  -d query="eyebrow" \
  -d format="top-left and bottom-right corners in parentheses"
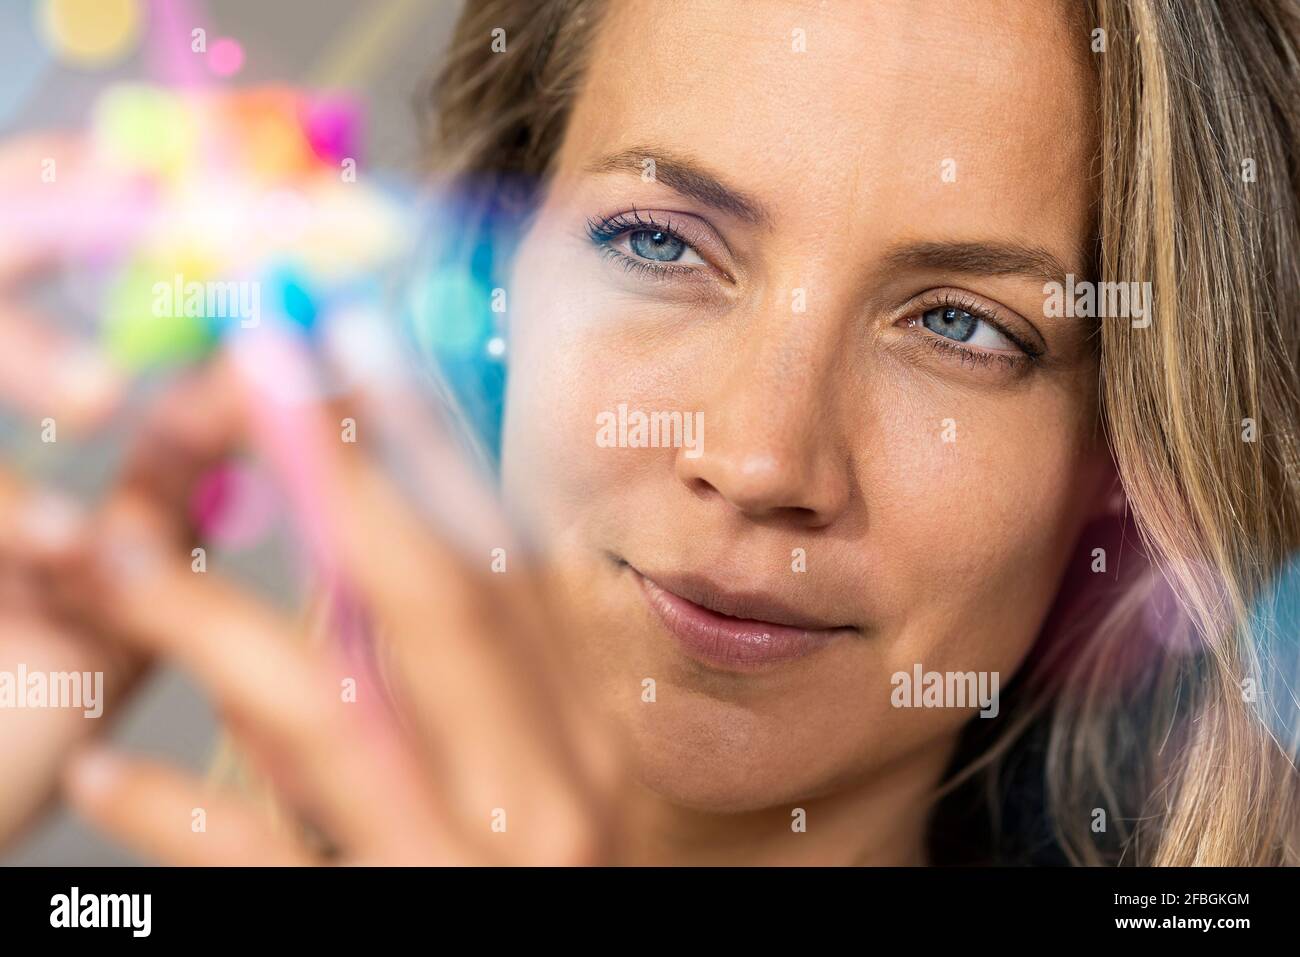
top-left (883, 240), bottom-right (1077, 287)
top-left (584, 147), bottom-right (773, 227)
top-left (583, 150), bottom-right (1079, 284)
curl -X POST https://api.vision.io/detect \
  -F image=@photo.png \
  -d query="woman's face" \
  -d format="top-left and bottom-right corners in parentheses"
top-left (501, 0), bottom-right (1110, 813)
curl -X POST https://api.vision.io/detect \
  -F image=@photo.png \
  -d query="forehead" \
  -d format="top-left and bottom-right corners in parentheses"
top-left (557, 0), bottom-right (1097, 267)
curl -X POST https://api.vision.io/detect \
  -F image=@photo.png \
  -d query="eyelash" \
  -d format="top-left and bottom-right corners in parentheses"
top-left (905, 291), bottom-right (1042, 371)
top-left (585, 215), bottom-right (1040, 373)
top-left (585, 209), bottom-right (706, 282)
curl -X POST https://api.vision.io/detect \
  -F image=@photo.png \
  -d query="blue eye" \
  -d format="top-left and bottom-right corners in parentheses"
top-left (915, 303), bottom-right (1020, 353)
top-left (587, 211), bottom-right (709, 278)
top-left (922, 306), bottom-right (978, 342)
top-left (629, 230), bottom-right (686, 262)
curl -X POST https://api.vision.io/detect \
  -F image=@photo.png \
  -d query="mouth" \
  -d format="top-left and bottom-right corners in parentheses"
top-left (623, 561), bottom-right (856, 671)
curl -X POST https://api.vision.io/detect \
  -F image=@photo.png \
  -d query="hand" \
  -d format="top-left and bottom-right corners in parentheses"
top-left (0, 367), bottom-right (258, 848)
top-left (0, 133), bottom-right (145, 848)
top-left (45, 353), bottom-right (629, 865)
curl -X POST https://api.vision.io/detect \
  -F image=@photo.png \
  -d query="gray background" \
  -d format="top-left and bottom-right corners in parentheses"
top-left (1, 0), bottom-right (462, 865)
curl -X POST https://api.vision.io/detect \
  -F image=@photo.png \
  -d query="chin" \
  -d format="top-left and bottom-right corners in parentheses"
top-left (614, 692), bottom-right (831, 813)
top-left (630, 746), bottom-right (794, 814)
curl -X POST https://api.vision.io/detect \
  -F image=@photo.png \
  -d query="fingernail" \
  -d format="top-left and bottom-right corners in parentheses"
top-left (57, 349), bottom-right (121, 417)
top-left (18, 491), bottom-right (85, 550)
top-left (95, 530), bottom-right (164, 584)
top-left (68, 747), bottom-right (121, 798)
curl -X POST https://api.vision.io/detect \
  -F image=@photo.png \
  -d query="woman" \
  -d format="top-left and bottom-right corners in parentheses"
top-left (1, 0), bottom-right (1297, 866)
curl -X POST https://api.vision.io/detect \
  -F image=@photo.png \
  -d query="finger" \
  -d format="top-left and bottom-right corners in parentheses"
top-left (0, 473), bottom-right (89, 566)
top-left (63, 327), bottom-right (611, 859)
top-left (218, 330), bottom-right (544, 752)
top-left (7, 359), bottom-right (257, 567)
top-left (0, 479), bottom-right (161, 646)
top-left (0, 480), bottom-right (152, 849)
top-left (0, 359), bottom-right (248, 626)
top-left (285, 314), bottom-right (567, 714)
top-left (62, 747), bottom-right (314, 866)
top-left (104, 362), bottom-right (249, 549)
top-left (322, 308), bottom-right (513, 556)
top-left (250, 323), bottom-right (619, 848)
top-left (72, 545), bottom-right (469, 862)
top-left (307, 436), bottom-right (622, 861)
top-left (0, 302), bottom-right (121, 428)
top-left (0, 476), bottom-right (148, 679)
top-left (0, 611), bottom-right (148, 847)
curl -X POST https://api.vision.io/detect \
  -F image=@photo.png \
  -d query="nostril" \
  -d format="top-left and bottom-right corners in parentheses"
top-left (676, 443), bottom-right (847, 525)
top-left (759, 503), bottom-right (823, 526)
top-left (685, 476), bottom-right (719, 500)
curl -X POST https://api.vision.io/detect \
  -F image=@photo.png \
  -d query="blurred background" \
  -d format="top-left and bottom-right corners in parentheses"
top-left (1, 0), bottom-right (462, 865)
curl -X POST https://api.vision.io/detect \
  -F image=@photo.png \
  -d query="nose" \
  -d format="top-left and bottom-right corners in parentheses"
top-left (674, 329), bottom-right (852, 528)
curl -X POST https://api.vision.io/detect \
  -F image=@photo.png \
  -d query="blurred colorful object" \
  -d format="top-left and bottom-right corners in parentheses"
top-left (190, 460), bottom-right (281, 551)
top-left (82, 82), bottom-right (412, 371)
top-left (38, 0), bottom-right (143, 68)
top-left (93, 83), bottom-right (196, 177)
top-left (207, 37), bottom-right (245, 78)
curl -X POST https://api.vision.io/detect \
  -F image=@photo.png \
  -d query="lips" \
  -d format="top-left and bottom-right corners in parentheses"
top-left (629, 565), bottom-right (854, 671)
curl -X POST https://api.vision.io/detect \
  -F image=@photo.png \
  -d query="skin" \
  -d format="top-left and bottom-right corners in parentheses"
top-left (0, 135), bottom-right (148, 849)
top-left (0, 0), bottom-right (1113, 865)
top-left (502, 0), bottom-right (1111, 862)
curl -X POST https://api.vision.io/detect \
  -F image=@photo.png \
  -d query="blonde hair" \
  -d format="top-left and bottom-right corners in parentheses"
top-left (421, 0), bottom-right (1300, 865)
top-left (1052, 0), bottom-right (1300, 865)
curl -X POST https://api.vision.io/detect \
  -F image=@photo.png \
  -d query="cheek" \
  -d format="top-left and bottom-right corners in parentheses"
top-left (863, 374), bottom-right (1103, 679)
top-left (501, 230), bottom-right (707, 541)
top-left (743, 383), bottom-right (1108, 793)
